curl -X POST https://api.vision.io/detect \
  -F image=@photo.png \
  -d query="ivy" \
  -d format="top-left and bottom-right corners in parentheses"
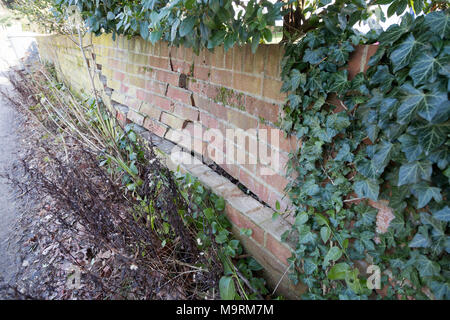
top-left (281, 4), bottom-right (449, 299)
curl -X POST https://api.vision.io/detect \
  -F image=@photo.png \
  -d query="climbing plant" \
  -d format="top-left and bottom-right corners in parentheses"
top-left (280, 4), bottom-right (449, 299)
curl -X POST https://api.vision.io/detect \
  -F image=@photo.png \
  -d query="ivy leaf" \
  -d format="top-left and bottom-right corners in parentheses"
top-left (149, 30), bottom-right (163, 44)
top-left (370, 65), bottom-right (394, 92)
top-left (335, 143), bottom-right (353, 162)
top-left (354, 178), bottom-right (379, 201)
top-left (415, 254), bottom-right (441, 278)
top-left (430, 281), bottom-right (450, 300)
top-left (398, 160), bottom-right (432, 186)
top-left (328, 70), bottom-right (350, 94)
top-left (429, 148), bottom-right (449, 169)
top-left (303, 259), bottom-right (318, 275)
top-left (303, 47), bottom-right (326, 64)
top-left (409, 52), bottom-right (445, 86)
top-left (290, 69), bottom-right (305, 91)
top-left (411, 182), bottom-right (442, 208)
top-left (418, 88), bottom-right (449, 122)
top-left (397, 84), bottom-right (447, 124)
top-left (390, 34), bottom-right (418, 72)
top-left (413, 122), bottom-right (448, 155)
top-left (368, 47), bottom-right (386, 66)
top-left (323, 247), bottom-right (342, 269)
top-left (433, 206), bottom-right (450, 222)
top-left (179, 16), bottom-right (196, 37)
top-left (398, 134), bottom-right (423, 162)
top-left (288, 94), bottom-right (302, 109)
top-left (378, 22), bottom-right (409, 45)
top-left (357, 158), bottom-right (379, 179)
top-left (409, 232), bottom-right (430, 248)
top-left (424, 11), bottom-right (450, 39)
top-left (372, 141), bottom-right (395, 174)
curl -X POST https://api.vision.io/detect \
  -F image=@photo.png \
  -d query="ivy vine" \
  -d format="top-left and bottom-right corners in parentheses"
top-left (280, 7), bottom-right (449, 299)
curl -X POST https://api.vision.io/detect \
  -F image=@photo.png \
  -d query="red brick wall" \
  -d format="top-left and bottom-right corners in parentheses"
top-left (37, 34), bottom-right (377, 221)
top-left (93, 35), bottom-right (296, 215)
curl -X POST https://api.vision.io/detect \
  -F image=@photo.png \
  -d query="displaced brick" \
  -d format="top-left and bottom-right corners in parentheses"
top-left (140, 102), bottom-right (161, 120)
top-left (173, 103), bottom-right (199, 121)
top-left (160, 112), bottom-right (186, 129)
top-left (143, 117), bottom-right (167, 137)
top-left (167, 86), bottom-right (193, 105)
top-left (127, 109), bottom-right (145, 126)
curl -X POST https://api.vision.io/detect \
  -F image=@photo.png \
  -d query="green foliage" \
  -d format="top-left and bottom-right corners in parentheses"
top-left (50, 0), bottom-right (283, 53)
top-left (175, 171), bottom-right (268, 300)
top-left (280, 4), bottom-right (449, 299)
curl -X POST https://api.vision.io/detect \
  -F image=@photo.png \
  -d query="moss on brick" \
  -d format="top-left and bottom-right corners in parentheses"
top-left (214, 87), bottom-right (245, 111)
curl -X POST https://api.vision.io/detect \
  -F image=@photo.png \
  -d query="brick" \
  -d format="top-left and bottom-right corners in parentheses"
top-left (230, 224), bottom-right (305, 299)
top-left (227, 108), bottom-right (258, 130)
top-left (129, 75), bottom-right (145, 89)
top-left (145, 79), bottom-right (167, 95)
top-left (232, 73), bottom-right (262, 96)
top-left (210, 68), bottom-right (232, 87)
top-left (149, 56), bottom-right (169, 69)
top-left (193, 65), bottom-right (210, 81)
top-left (224, 47), bottom-right (233, 70)
top-left (233, 46), bottom-right (244, 72)
top-left (143, 118), bottom-right (167, 137)
top-left (140, 102), bottom-right (161, 120)
top-left (167, 86), bottom-right (193, 105)
top-left (265, 232), bottom-right (293, 266)
top-left (243, 45), bottom-right (256, 74)
top-left (159, 42), bottom-right (169, 57)
top-left (138, 91), bottom-right (173, 112)
top-left (185, 162), bottom-right (209, 175)
top-left (262, 78), bottom-right (285, 103)
top-left (173, 103), bottom-right (199, 121)
top-left (245, 96), bottom-right (279, 123)
top-left (197, 170), bottom-right (229, 189)
top-left (111, 91), bottom-right (128, 105)
top-left (258, 208), bottom-right (292, 239)
top-left (256, 166), bottom-right (289, 195)
top-left (113, 71), bottom-right (125, 81)
top-left (199, 111), bottom-right (219, 129)
top-left (171, 150), bottom-right (203, 170)
top-left (347, 44), bottom-right (379, 80)
top-left (226, 196), bottom-right (262, 214)
top-left (127, 110), bottom-right (145, 126)
top-left (171, 59), bottom-right (191, 74)
top-left (214, 182), bottom-right (243, 199)
top-left (192, 93), bottom-right (210, 110)
top-left (238, 168), bottom-right (273, 205)
top-left (253, 45), bottom-right (267, 75)
top-left (225, 201), bottom-right (265, 245)
top-left (258, 123), bottom-right (300, 153)
top-left (155, 69), bottom-right (180, 87)
top-left (165, 128), bottom-right (190, 149)
top-left (221, 161), bottom-right (240, 180)
top-left (160, 112), bottom-right (186, 129)
top-left (116, 110), bottom-right (129, 127)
